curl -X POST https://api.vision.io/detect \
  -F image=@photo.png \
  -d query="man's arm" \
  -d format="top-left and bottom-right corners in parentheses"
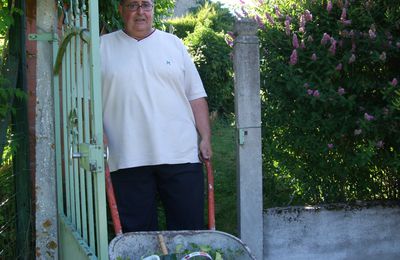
top-left (190, 97), bottom-right (212, 160)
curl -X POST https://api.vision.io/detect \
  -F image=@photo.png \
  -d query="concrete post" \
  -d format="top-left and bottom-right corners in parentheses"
top-left (33, 0), bottom-right (58, 258)
top-left (233, 19), bottom-right (263, 260)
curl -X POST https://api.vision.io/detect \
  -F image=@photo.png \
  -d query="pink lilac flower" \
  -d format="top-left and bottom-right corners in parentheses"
top-left (289, 49), bottom-right (298, 65)
top-left (304, 10), bottom-right (312, 21)
top-left (348, 54), bottom-right (356, 64)
top-left (234, 10), bottom-right (243, 18)
top-left (285, 16), bottom-right (291, 36)
top-left (327, 0), bottom-right (332, 13)
top-left (255, 15), bottom-right (265, 29)
top-left (265, 12), bottom-right (275, 25)
top-left (227, 31), bottom-right (235, 38)
top-left (241, 6), bottom-right (248, 16)
top-left (341, 19), bottom-right (352, 26)
top-left (307, 89), bottom-right (314, 95)
top-left (329, 39), bottom-right (337, 55)
top-left (311, 53), bottom-right (317, 61)
top-left (225, 31), bottom-right (235, 47)
top-left (364, 112), bottom-right (375, 121)
top-left (300, 40), bottom-right (305, 49)
top-left (379, 52), bottom-right (386, 61)
top-left (369, 29), bottom-right (376, 39)
top-left (376, 140), bottom-right (384, 148)
top-left (313, 90), bottom-right (320, 97)
top-left (274, 6), bottom-right (282, 18)
top-left (299, 15), bottom-right (306, 33)
top-left (225, 38), bottom-right (234, 47)
top-left (321, 33), bottom-right (331, 45)
top-left (327, 143), bottom-right (334, 149)
top-left (292, 34), bottom-right (299, 49)
top-left (340, 8), bottom-right (347, 20)
top-left (336, 63), bottom-right (343, 71)
top-left (354, 129), bottom-right (362, 135)
top-left (389, 78), bottom-right (398, 87)
top-left (338, 87), bottom-right (345, 95)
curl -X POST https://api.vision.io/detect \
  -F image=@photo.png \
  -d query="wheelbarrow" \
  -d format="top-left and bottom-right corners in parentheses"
top-left (105, 160), bottom-right (255, 260)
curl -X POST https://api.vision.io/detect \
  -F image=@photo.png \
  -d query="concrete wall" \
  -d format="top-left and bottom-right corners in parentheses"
top-left (173, 0), bottom-right (198, 17)
top-left (263, 202), bottom-right (400, 260)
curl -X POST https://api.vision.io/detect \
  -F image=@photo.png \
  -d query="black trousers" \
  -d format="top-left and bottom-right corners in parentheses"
top-left (111, 163), bottom-right (204, 232)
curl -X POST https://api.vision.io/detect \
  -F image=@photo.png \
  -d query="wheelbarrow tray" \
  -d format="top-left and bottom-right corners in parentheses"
top-left (109, 230), bottom-right (255, 260)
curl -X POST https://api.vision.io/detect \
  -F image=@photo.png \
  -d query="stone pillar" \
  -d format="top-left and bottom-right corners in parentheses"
top-left (33, 0), bottom-right (58, 258)
top-left (233, 19), bottom-right (263, 260)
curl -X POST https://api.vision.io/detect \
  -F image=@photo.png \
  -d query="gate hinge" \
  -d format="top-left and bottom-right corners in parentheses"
top-left (28, 33), bottom-right (57, 42)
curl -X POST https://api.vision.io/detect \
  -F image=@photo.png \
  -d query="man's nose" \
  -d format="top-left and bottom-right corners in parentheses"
top-left (136, 5), bottom-right (144, 14)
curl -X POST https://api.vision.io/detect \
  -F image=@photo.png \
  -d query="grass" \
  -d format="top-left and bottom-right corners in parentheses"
top-left (210, 116), bottom-right (237, 236)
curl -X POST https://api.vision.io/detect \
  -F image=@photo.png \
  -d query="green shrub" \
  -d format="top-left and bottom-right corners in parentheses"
top-left (171, 2), bottom-right (235, 114)
top-left (167, 1), bottom-right (234, 38)
top-left (184, 24), bottom-right (234, 114)
top-left (238, 0), bottom-right (400, 206)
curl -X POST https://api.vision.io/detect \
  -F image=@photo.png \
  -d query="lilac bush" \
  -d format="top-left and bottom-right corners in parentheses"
top-left (235, 0), bottom-right (400, 206)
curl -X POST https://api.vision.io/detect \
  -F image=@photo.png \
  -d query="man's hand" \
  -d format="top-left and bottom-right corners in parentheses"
top-left (190, 97), bottom-right (213, 161)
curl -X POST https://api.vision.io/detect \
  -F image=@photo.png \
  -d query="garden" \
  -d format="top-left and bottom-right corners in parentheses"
top-left (1, 0), bottom-right (399, 258)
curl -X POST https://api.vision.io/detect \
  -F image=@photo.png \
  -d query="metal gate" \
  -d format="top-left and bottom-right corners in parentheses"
top-left (53, 0), bottom-right (108, 258)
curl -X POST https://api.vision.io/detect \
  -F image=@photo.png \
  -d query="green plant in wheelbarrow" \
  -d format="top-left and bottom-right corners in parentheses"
top-left (143, 234), bottom-right (222, 260)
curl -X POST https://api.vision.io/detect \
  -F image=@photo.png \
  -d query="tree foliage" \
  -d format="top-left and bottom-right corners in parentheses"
top-left (236, 0), bottom-right (400, 206)
top-left (168, 1), bottom-right (235, 114)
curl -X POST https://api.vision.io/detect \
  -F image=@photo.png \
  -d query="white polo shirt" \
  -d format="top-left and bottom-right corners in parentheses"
top-left (100, 29), bottom-right (206, 172)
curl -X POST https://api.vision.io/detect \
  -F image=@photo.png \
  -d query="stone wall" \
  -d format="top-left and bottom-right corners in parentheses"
top-left (263, 201), bottom-right (400, 260)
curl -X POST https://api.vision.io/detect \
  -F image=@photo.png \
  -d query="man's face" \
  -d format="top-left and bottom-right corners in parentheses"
top-left (119, 0), bottom-right (154, 38)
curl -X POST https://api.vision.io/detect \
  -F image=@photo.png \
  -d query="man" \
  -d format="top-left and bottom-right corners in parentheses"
top-left (100, 0), bottom-right (212, 232)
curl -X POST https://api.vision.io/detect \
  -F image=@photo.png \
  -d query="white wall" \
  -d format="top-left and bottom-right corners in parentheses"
top-left (263, 202), bottom-right (400, 260)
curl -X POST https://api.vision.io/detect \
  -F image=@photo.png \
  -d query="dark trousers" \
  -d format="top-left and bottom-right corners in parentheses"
top-left (111, 163), bottom-right (204, 232)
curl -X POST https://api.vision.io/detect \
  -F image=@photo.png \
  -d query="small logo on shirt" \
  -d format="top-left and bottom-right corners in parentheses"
top-left (166, 60), bottom-right (171, 65)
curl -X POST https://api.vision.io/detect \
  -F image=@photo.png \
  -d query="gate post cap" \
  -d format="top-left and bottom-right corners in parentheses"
top-left (234, 18), bottom-right (258, 36)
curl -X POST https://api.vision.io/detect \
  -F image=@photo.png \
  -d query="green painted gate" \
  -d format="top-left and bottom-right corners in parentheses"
top-left (53, 0), bottom-right (108, 259)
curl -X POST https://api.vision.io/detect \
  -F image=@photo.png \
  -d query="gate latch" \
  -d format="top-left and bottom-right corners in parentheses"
top-left (71, 143), bottom-right (106, 172)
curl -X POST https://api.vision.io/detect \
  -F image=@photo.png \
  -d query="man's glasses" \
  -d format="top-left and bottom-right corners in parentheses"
top-left (124, 2), bottom-right (153, 12)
